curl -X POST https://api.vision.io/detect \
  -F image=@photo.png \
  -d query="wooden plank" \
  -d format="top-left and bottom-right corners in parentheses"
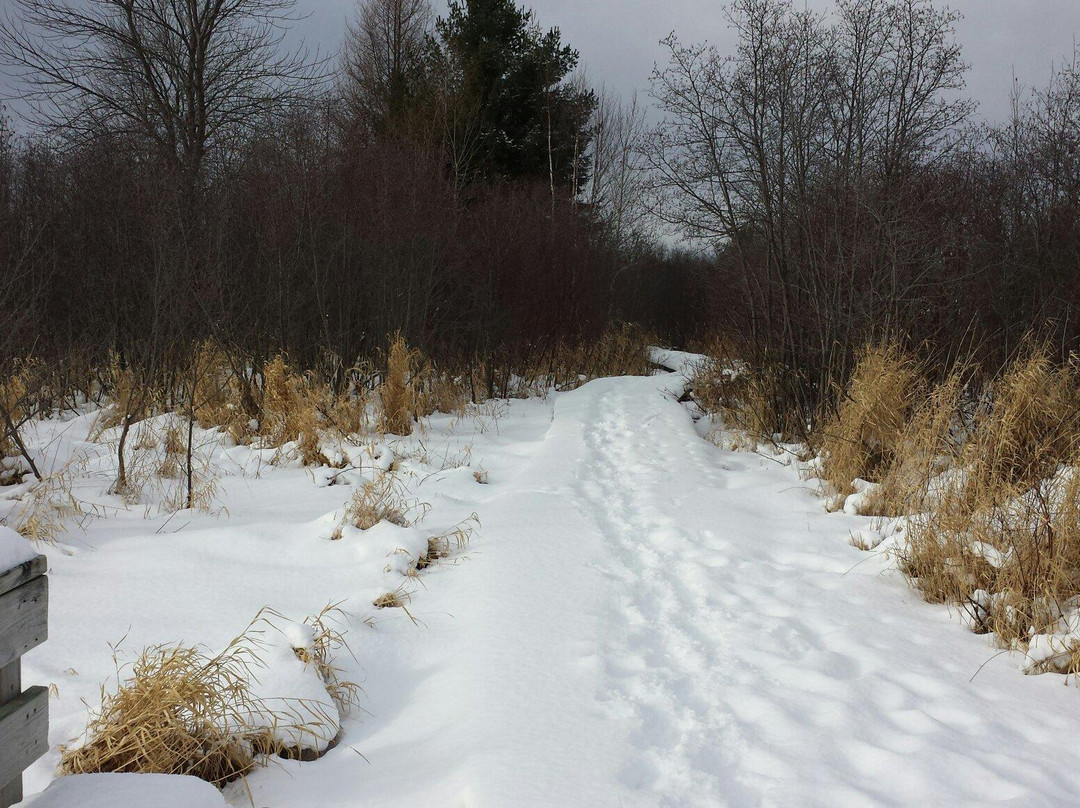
top-left (0, 685), bottom-right (48, 792)
top-left (0, 556), bottom-right (47, 598)
top-left (0, 576), bottom-right (48, 670)
top-left (0, 686), bottom-right (48, 789)
top-left (0, 775), bottom-right (20, 808)
top-left (0, 661), bottom-right (21, 807)
top-left (0, 660), bottom-right (18, 707)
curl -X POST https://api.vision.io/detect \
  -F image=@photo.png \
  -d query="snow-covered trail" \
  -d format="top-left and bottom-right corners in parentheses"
top-left (237, 370), bottom-right (1080, 807)
top-left (28, 370), bottom-right (1080, 807)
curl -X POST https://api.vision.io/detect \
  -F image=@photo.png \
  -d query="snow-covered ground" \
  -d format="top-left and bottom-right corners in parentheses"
top-left (11, 365), bottom-right (1080, 806)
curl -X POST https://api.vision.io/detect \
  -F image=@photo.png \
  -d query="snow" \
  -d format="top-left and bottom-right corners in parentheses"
top-left (239, 616), bottom-right (341, 753)
top-left (0, 524), bottom-right (37, 571)
top-left (20, 773), bottom-right (228, 808)
top-left (649, 346), bottom-right (707, 375)
top-left (13, 367), bottom-right (1080, 806)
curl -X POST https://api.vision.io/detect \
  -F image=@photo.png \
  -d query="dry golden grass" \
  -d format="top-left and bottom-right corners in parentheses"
top-left (900, 466), bottom-right (1080, 646)
top-left (373, 588), bottom-right (409, 609)
top-left (10, 459), bottom-right (85, 543)
top-left (961, 349), bottom-right (1080, 498)
top-left (61, 608), bottom-right (356, 784)
top-left (413, 365), bottom-right (470, 420)
top-left (261, 356), bottom-right (328, 466)
top-left (415, 514), bottom-right (479, 571)
top-left (191, 342), bottom-right (252, 444)
top-left (887, 345), bottom-right (1080, 656)
top-left (691, 352), bottom-right (788, 446)
top-left (283, 605), bottom-right (360, 715)
top-left (567, 322), bottom-right (653, 385)
top-left (0, 359), bottom-right (32, 462)
top-left (60, 637), bottom-right (265, 785)
top-left (379, 334), bottom-right (418, 436)
top-left (818, 344), bottom-right (923, 504)
top-left (334, 471), bottom-right (420, 536)
top-left (861, 371), bottom-right (965, 516)
top-left (320, 376), bottom-right (373, 439)
top-left (156, 424), bottom-right (185, 479)
top-left (92, 351), bottom-right (160, 438)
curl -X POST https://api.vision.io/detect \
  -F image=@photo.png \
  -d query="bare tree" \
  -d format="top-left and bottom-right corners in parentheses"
top-left (0, 0), bottom-right (320, 182)
top-left (343, 0), bottom-right (432, 130)
top-left (589, 88), bottom-right (648, 250)
top-left (645, 0), bottom-right (973, 430)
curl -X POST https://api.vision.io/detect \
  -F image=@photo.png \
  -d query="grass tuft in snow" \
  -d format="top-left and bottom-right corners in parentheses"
top-left (61, 608), bottom-right (356, 786)
top-left (61, 635), bottom-right (266, 785)
top-left (334, 470), bottom-right (423, 535)
top-left (379, 333), bottom-right (419, 437)
top-left (414, 514), bottom-right (479, 571)
top-left (817, 343), bottom-right (923, 508)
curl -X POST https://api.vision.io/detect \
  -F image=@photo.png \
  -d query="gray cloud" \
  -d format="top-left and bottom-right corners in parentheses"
top-left (4, 0), bottom-right (1078, 124)
top-left (289, 0), bottom-right (1080, 123)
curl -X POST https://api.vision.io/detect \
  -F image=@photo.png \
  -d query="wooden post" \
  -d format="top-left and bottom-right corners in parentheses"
top-left (0, 555), bottom-right (48, 808)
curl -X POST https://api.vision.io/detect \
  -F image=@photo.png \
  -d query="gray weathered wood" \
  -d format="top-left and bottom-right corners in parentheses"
top-left (0, 685), bottom-right (48, 790)
top-left (0, 555), bottom-right (47, 598)
top-left (0, 660), bottom-right (22, 807)
top-left (0, 659), bottom-right (18, 705)
top-left (0, 576), bottom-right (48, 670)
top-left (0, 776), bottom-right (20, 806)
top-left (0, 555), bottom-right (48, 808)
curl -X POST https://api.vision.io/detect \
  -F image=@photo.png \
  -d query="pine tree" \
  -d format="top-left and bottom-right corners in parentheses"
top-left (432, 0), bottom-right (595, 189)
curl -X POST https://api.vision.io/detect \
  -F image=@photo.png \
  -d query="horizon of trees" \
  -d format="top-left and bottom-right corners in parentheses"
top-left (0, 0), bottom-right (1078, 440)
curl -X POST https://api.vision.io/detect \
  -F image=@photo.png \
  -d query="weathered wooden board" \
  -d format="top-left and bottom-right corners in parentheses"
top-left (0, 660), bottom-right (18, 709)
top-left (0, 685), bottom-right (48, 789)
top-left (0, 660), bottom-right (22, 806)
top-left (0, 556), bottom-right (46, 598)
top-left (0, 576), bottom-right (48, 670)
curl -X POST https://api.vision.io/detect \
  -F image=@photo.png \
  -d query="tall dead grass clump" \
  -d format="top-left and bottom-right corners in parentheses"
top-left (260, 356), bottom-right (327, 466)
top-left (547, 323), bottom-right (653, 391)
top-left (0, 359), bottom-right (39, 484)
top-left (293, 606), bottom-right (361, 713)
top-left (60, 638), bottom-right (264, 785)
top-left (191, 342), bottom-right (252, 444)
top-left (861, 371), bottom-right (965, 516)
top-left (414, 514), bottom-right (479, 571)
top-left (61, 608), bottom-right (356, 785)
top-left (9, 459), bottom-right (85, 543)
top-left (379, 334), bottom-right (418, 435)
top-left (577, 322), bottom-right (652, 380)
top-left (690, 344), bottom-right (797, 446)
top-left (412, 363), bottom-right (469, 420)
top-left (896, 346), bottom-right (1080, 653)
top-left (0, 361), bottom-right (29, 455)
top-left (818, 344), bottom-right (922, 502)
top-left (962, 349), bottom-right (1080, 498)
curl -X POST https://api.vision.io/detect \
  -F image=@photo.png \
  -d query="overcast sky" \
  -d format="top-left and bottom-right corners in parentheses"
top-left (286, 0), bottom-right (1080, 123)
top-left (2, 0), bottom-right (1079, 124)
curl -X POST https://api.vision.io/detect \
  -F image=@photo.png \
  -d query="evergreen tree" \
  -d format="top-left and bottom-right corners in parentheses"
top-left (432, 0), bottom-right (595, 189)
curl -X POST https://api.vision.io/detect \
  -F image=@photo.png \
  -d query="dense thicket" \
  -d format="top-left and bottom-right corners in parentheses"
top-left (0, 0), bottom-right (653, 388)
top-left (1, 0), bottom-right (1079, 441)
top-left (648, 0), bottom-right (1080, 434)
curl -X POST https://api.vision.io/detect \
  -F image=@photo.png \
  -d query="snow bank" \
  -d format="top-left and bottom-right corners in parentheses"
top-left (242, 618), bottom-right (341, 754)
top-left (19, 773), bottom-right (228, 808)
top-left (0, 524), bottom-right (37, 571)
top-left (648, 346), bottom-right (708, 375)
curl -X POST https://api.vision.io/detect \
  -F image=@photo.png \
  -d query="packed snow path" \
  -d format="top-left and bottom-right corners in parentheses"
top-left (239, 371), bottom-right (1080, 807)
top-left (23, 370), bottom-right (1080, 806)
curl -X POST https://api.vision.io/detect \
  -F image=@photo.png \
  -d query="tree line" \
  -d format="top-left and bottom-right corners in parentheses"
top-left (1, 0), bottom-right (1079, 438)
top-left (647, 0), bottom-right (1080, 433)
top-left (0, 0), bottom-right (683, 393)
